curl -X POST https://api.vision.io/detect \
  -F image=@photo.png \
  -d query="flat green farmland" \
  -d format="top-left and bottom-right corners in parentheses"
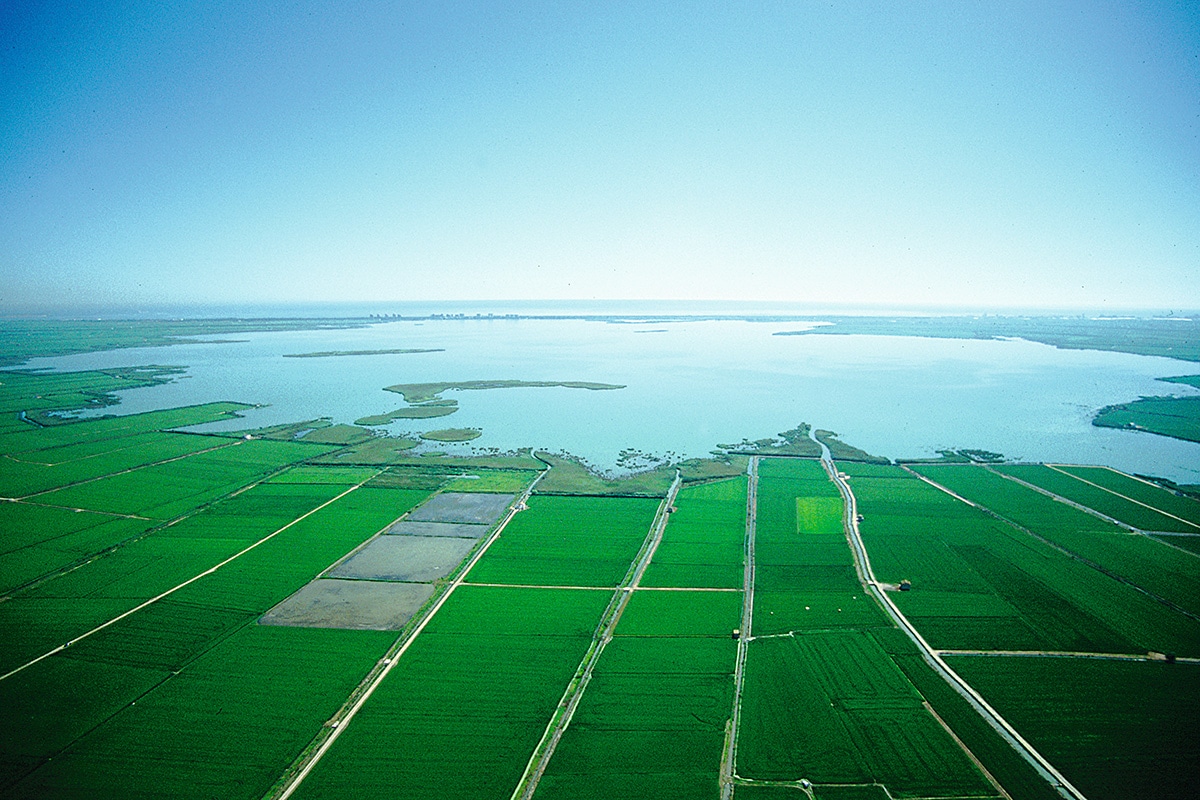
top-left (466, 495), bottom-right (660, 587)
top-left (0, 432), bottom-right (229, 498)
top-left (618, 589), bottom-right (743, 637)
top-left (535, 637), bottom-right (736, 799)
top-left (875, 629), bottom-right (1064, 800)
top-left (755, 461), bottom-right (842, 544)
top-left (642, 477), bottom-right (746, 589)
top-left (1159, 534), bottom-right (1200, 555)
top-left (0, 482), bottom-right (351, 674)
top-left (0, 653), bottom-right (170, 790)
top-left (915, 464), bottom-right (1200, 618)
top-left (738, 631), bottom-right (994, 797)
top-left (848, 466), bottom-right (1200, 656)
top-left (754, 589), bottom-right (889, 636)
top-left (995, 463), bottom-right (1197, 533)
top-left (947, 656), bottom-right (1200, 800)
top-left (265, 464), bottom-right (381, 485)
top-left (911, 464), bottom-right (1125, 537)
top-left (0, 503), bottom-right (152, 593)
top-left (36, 438), bottom-right (329, 519)
top-left (0, 402), bottom-right (253, 457)
top-left (536, 575), bottom-right (738, 798)
top-left (167, 486), bottom-right (429, 613)
top-left (1054, 465), bottom-right (1200, 526)
top-left (737, 787), bottom-right (890, 800)
top-left (291, 586), bottom-right (611, 800)
top-left (0, 483), bottom-right (427, 781)
top-left (443, 468), bottom-right (540, 493)
top-left (44, 485), bottom-right (427, 671)
top-left (5, 625), bottom-right (396, 800)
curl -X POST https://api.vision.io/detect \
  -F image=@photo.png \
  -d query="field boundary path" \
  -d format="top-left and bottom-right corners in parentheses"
top-left (0, 471), bottom-right (381, 683)
top-left (824, 457), bottom-right (1087, 800)
top-left (272, 469), bottom-right (550, 800)
top-left (719, 455), bottom-right (758, 800)
top-left (917, 467), bottom-right (1200, 624)
top-left (939, 649), bottom-right (1200, 664)
top-left (984, 465), bottom-right (1141, 533)
top-left (5, 437), bottom-right (246, 501)
top-left (0, 451), bottom-right (319, 604)
top-left (509, 471), bottom-right (682, 800)
top-left (1045, 464), bottom-right (1200, 532)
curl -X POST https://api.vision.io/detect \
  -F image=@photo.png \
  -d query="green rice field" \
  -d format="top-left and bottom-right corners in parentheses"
top-left (914, 464), bottom-right (1200, 620)
top-left (946, 656), bottom-right (1200, 800)
top-left (466, 495), bottom-right (660, 586)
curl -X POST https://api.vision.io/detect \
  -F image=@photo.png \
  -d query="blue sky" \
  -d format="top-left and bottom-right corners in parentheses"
top-left (2, 1), bottom-right (1197, 312)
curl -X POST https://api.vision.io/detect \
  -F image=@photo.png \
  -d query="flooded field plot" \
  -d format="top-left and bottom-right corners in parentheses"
top-left (406, 492), bottom-right (515, 524)
top-left (259, 579), bottom-right (434, 630)
top-left (383, 520), bottom-right (488, 538)
top-left (326, 535), bottom-right (476, 582)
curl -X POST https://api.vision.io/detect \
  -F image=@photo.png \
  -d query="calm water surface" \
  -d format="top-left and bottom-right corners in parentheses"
top-left (19, 318), bottom-right (1200, 483)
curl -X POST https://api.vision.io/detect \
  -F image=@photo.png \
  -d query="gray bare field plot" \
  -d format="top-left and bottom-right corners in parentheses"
top-left (326, 536), bottom-right (477, 582)
top-left (260, 579), bottom-right (434, 630)
top-left (384, 520), bottom-right (488, 538)
top-left (406, 492), bottom-right (515, 524)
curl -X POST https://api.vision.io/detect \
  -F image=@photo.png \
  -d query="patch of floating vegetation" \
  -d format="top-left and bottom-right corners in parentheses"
top-left (717, 424), bottom-right (823, 457)
top-left (814, 428), bottom-right (891, 463)
top-left (419, 427), bottom-right (483, 442)
top-left (223, 417), bottom-right (376, 445)
top-left (355, 406), bottom-right (458, 425)
top-left (282, 348), bottom-right (444, 358)
top-left (383, 379), bottom-right (624, 404)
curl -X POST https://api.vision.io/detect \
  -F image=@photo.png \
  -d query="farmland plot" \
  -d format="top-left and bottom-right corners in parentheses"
top-left (947, 656), bottom-right (1200, 800)
top-left (0, 480), bottom-right (428, 794)
top-left (1053, 465), bottom-right (1200, 527)
top-left (467, 495), bottom-right (660, 586)
top-left (290, 586), bottom-right (611, 800)
top-left (915, 464), bottom-right (1200, 618)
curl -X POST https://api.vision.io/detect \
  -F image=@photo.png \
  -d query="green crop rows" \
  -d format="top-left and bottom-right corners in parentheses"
top-left (292, 586), bottom-right (612, 800)
top-left (536, 612), bottom-right (739, 798)
top-left (915, 464), bottom-right (1200, 619)
top-left (736, 459), bottom-right (1000, 799)
top-left (1054, 465), bottom-right (1200, 527)
top-left (740, 630), bottom-right (992, 796)
top-left (947, 656), bottom-right (1200, 800)
top-left (467, 495), bottom-right (660, 586)
top-left (642, 477), bottom-right (747, 589)
top-left (847, 463), bottom-right (1200, 657)
top-left (996, 463), bottom-right (1196, 533)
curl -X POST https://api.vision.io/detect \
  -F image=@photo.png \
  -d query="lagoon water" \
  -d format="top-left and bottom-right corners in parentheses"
top-left (19, 317), bottom-right (1200, 483)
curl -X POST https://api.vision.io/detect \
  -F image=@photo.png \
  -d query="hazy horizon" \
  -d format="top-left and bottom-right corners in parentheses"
top-left (3, 2), bottom-right (1198, 312)
top-left (4, 298), bottom-right (1200, 322)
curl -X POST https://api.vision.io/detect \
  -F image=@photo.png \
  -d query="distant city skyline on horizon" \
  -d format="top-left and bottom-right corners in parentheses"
top-left (3, 2), bottom-right (1198, 312)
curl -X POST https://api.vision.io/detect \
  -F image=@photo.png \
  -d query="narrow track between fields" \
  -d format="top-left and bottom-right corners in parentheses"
top-left (827, 457), bottom-right (1087, 800)
top-left (274, 469), bottom-right (550, 800)
top-left (1044, 463), bottom-right (1200, 531)
top-left (719, 455), bottom-right (758, 800)
top-left (919, 468), bottom-right (1200, 624)
top-left (7, 438), bottom-right (246, 501)
top-left (509, 471), bottom-right (682, 800)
